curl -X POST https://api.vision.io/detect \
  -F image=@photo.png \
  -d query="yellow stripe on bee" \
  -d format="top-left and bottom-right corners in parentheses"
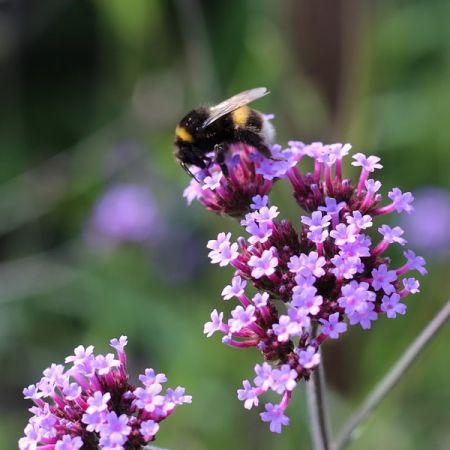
top-left (231, 106), bottom-right (250, 127)
top-left (175, 125), bottom-right (193, 143)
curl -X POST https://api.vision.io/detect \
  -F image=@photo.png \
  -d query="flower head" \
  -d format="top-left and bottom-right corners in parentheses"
top-left (183, 144), bottom-right (275, 217)
top-left (20, 337), bottom-right (191, 450)
top-left (190, 137), bottom-right (426, 432)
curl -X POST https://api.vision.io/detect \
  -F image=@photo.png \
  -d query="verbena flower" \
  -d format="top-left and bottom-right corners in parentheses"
top-left (19, 336), bottom-right (191, 449)
top-left (189, 140), bottom-right (426, 433)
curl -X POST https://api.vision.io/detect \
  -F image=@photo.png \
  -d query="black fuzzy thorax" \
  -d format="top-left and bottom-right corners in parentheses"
top-left (174, 106), bottom-right (266, 170)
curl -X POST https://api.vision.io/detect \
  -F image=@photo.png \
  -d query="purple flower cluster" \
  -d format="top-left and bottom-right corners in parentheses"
top-left (183, 144), bottom-right (275, 217)
top-left (19, 337), bottom-right (191, 450)
top-left (188, 141), bottom-right (426, 433)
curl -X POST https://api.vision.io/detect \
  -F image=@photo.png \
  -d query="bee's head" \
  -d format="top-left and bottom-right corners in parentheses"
top-left (176, 107), bottom-right (209, 139)
top-left (174, 140), bottom-right (206, 173)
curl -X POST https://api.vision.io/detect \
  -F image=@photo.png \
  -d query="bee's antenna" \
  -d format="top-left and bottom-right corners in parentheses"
top-left (181, 162), bottom-right (201, 183)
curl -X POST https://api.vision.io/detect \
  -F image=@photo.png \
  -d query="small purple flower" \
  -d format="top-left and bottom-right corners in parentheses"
top-left (82, 411), bottom-right (105, 433)
top-left (288, 252), bottom-right (326, 278)
top-left (252, 292), bottom-right (269, 307)
top-left (378, 224), bottom-right (406, 245)
top-left (389, 188), bottom-right (414, 214)
top-left (340, 234), bottom-right (372, 257)
top-left (330, 223), bottom-right (357, 246)
top-left (254, 363), bottom-right (276, 390)
top-left (110, 335), bottom-right (128, 353)
top-left (228, 305), bottom-right (256, 333)
top-left (318, 197), bottom-right (346, 215)
top-left (371, 264), bottom-right (397, 294)
top-left (139, 368), bottom-right (167, 387)
top-left (331, 254), bottom-right (362, 280)
top-left (237, 380), bottom-right (260, 409)
top-left (307, 227), bottom-right (329, 244)
top-left (256, 144), bottom-right (299, 180)
top-left (303, 142), bottom-right (326, 159)
top-left (86, 391), bottom-right (111, 414)
top-left (301, 211), bottom-right (331, 230)
top-left (221, 275), bottom-right (247, 300)
top-left (273, 314), bottom-right (303, 342)
top-left (381, 293), bottom-right (407, 319)
top-left (365, 179), bottom-right (382, 193)
top-left (250, 195), bottom-right (269, 210)
top-left (248, 248), bottom-right (278, 279)
top-left (352, 153), bottom-right (383, 172)
top-left (183, 178), bottom-right (203, 205)
top-left (402, 277), bottom-right (420, 294)
top-left (55, 435), bottom-right (83, 450)
top-left (328, 142), bottom-right (352, 159)
top-left (204, 310), bottom-right (225, 337)
top-left (98, 412), bottom-right (131, 448)
top-left (272, 365), bottom-right (298, 393)
top-left (65, 344), bottom-right (94, 365)
top-left (297, 346), bottom-right (321, 369)
top-left (346, 211), bottom-right (373, 230)
top-left (202, 170), bottom-right (223, 190)
top-left (94, 353), bottom-right (120, 375)
top-left (253, 205), bottom-right (279, 222)
top-left (291, 286), bottom-right (323, 315)
top-left (319, 313), bottom-right (347, 339)
top-left (140, 420), bottom-right (160, 440)
top-left (338, 281), bottom-right (375, 315)
top-left (245, 219), bottom-right (273, 244)
top-left (260, 403), bottom-right (290, 433)
top-left (207, 232), bottom-right (239, 266)
top-left (348, 301), bottom-right (378, 329)
top-left (401, 250), bottom-right (427, 275)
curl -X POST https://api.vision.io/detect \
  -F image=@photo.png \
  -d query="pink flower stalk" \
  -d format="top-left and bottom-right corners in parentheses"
top-left (188, 139), bottom-right (426, 433)
top-left (19, 337), bottom-right (191, 450)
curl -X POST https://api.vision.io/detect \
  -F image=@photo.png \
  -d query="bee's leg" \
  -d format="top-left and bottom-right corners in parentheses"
top-left (214, 143), bottom-right (229, 177)
top-left (238, 130), bottom-right (277, 160)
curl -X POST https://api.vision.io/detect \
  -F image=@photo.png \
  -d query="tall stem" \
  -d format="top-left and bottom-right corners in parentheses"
top-left (307, 328), bottom-right (332, 450)
top-left (333, 300), bottom-right (450, 450)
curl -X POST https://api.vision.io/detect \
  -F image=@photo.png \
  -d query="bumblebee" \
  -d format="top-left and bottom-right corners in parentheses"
top-left (174, 87), bottom-right (275, 177)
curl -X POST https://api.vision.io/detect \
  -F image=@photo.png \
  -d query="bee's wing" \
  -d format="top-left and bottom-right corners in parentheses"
top-left (202, 87), bottom-right (269, 128)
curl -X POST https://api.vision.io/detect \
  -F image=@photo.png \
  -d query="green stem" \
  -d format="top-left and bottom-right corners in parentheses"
top-left (307, 326), bottom-right (332, 450)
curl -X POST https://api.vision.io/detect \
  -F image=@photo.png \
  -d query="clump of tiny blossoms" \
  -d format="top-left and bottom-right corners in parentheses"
top-left (184, 139), bottom-right (426, 433)
top-left (19, 336), bottom-right (191, 450)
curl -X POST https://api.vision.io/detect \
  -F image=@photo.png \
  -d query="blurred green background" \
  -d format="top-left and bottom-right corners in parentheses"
top-left (0, 0), bottom-right (449, 449)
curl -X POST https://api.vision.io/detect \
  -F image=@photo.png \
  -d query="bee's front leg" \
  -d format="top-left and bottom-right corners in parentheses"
top-left (214, 143), bottom-right (229, 177)
top-left (238, 130), bottom-right (281, 161)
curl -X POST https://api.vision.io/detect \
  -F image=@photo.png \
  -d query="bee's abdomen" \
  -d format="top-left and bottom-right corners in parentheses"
top-left (231, 106), bottom-right (262, 131)
top-left (246, 109), bottom-right (263, 130)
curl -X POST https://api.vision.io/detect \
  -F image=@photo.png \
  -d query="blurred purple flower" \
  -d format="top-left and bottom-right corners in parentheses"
top-left (89, 184), bottom-right (160, 244)
top-left (400, 187), bottom-right (450, 258)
